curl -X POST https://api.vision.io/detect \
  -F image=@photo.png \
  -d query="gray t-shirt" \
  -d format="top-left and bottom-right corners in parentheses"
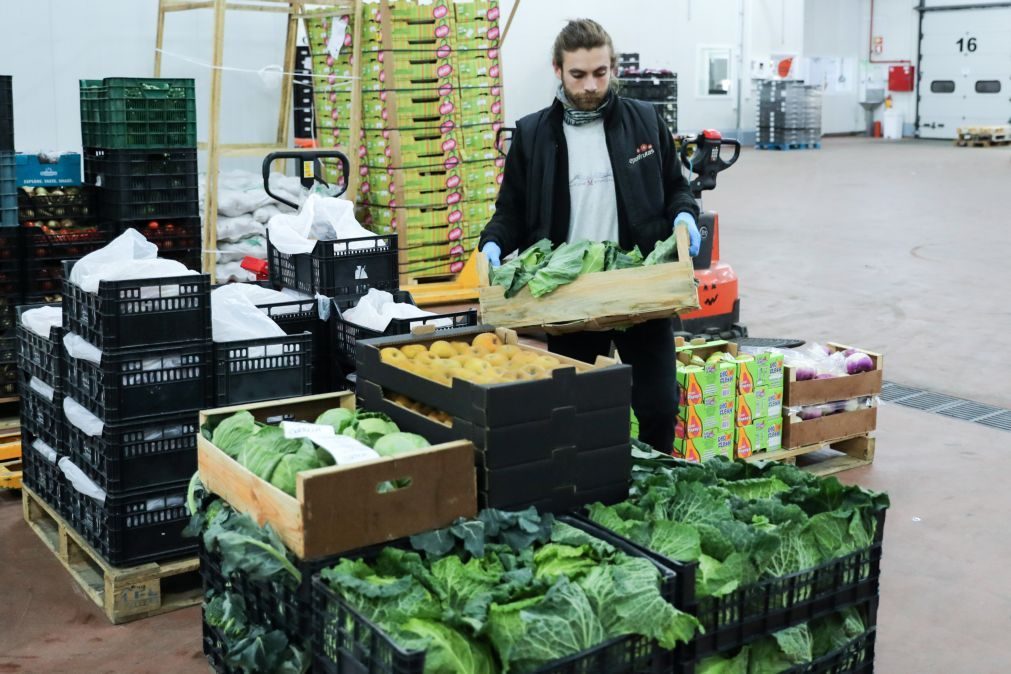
top-left (563, 118), bottom-right (619, 244)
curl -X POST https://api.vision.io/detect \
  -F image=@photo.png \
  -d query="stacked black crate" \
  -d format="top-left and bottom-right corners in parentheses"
top-left (16, 304), bottom-right (67, 516)
top-left (60, 264), bottom-right (212, 566)
top-left (80, 78), bottom-right (200, 269)
top-left (755, 80), bottom-right (823, 148)
top-left (19, 185), bottom-right (107, 305)
top-left (618, 61), bottom-right (677, 134)
top-left (0, 76), bottom-right (19, 401)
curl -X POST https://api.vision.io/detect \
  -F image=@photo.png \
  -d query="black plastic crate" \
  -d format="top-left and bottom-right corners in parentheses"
top-left (213, 332), bottom-right (313, 406)
top-left (0, 76), bottom-right (12, 152)
top-left (16, 303), bottom-right (63, 390)
top-left (267, 232), bottom-right (399, 297)
top-left (62, 260), bottom-right (211, 350)
top-left (247, 290), bottom-right (331, 394)
top-left (114, 217), bottom-right (201, 251)
top-left (63, 340), bottom-right (214, 423)
top-left (331, 289), bottom-right (476, 372)
top-left (577, 509), bottom-right (886, 663)
top-left (312, 516), bottom-right (673, 674)
top-left (18, 377), bottom-right (63, 449)
top-left (0, 358), bottom-right (16, 397)
top-left (17, 186), bottom-right (96, 221)
top-left (21, 222), bottom-right (110, 262)
top-left (96, 185), bottom-right (199, 221)
top-left (66, 411), bottom-right (198, 495)
top-left (0, 336), bottom-right (14, 361)
top-left (202, 618), bottom-right (238, 674)
top-left (22, 259), bottom-right (64, 297)
top-left (19, 435), bottom-right (65, 518)
top-left (671, 598), bottom-right (879, 674)
top-left (200, 541), bottom-right (341, 643)
top-left (83, 147), bottom-right (196, 188)
top-left (65, 478), bottom-right (195, 566)
top-left (0, 151), bottom-right (16, 227)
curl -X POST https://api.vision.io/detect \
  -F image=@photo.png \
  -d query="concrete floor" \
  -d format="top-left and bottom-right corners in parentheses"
top-left (1, 137), bottom-right (1010, 672)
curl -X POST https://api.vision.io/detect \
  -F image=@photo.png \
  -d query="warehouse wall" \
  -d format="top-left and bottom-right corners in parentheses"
top-left (1, 0), bottom-right (928, 155)
top-left (802, 0), bottom-right (920, 135)
top-left (0, 0), bottom-right (292, 169)
top-left (497, 0), bottom-right (805, 136)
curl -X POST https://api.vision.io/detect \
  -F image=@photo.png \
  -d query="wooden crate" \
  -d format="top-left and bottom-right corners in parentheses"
top-left (782, 405), bottom-right (877, 449)
top-left (783, 342), bottom-right (883, 407)
top-left (198, 392), bottom-right (478, 560)
top-left (745, 433), bottom-right (875, 476)
top-left (21, 486), bottom-right (201, 624)
top-left (478, 229), bottom-right (699, 334)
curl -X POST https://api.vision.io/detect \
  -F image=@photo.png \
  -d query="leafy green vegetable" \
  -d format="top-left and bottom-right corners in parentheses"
top-left (205, 591), bottom-right (249, 639)
top-left (212, 411), bottom-right (259, 458)
top-left (269, 445), bottom-right (327, 496)
top-left (747, 624), bottom-right (812, 674)
top-left (579, 242), bottom-right (606, 274)
top-left (527, 241), bottom-right (593, 298)
top-left (314, 407), bottom-right (354, 433)
top-left (324, 510), bottom-right (699, 673)
top-left (489, 577), bottom-right (605, 672)
top-left (374, 432), bottom-right (430, 457)
top-left (489, 239), bottom-right (553, 298)
top-left (397, 619), bottom-right (497, 674)
top-left (698, 646), bottom-right (750, 674)
top-left (643, 228), bottom-right (681, 265)
top-left (586, 454), bottom-right (888, 602)
top-left (603, 241), bottom-right (643, 270)
top-left (343, 411), bottom-right (399, 448)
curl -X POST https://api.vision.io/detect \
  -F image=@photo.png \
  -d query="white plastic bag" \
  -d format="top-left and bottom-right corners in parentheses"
top-left (63, 332), bottom-right (103, 366)
top-left (218, 236), bottom-right (268, 264)
top-left (341, 288), bottom-right (443, 332)
top-left (59, 457), bottom-right (107, 504)
top-left (32, 438), bottom-right (58, 464)
top-left (64, 397), bottom-right (105, 437)
top-left (216, 214), bottom-right (265, 243)
top-left (211, 285), bottom-right (287, 343)
top-left (69, 228), bottom-right (197, 293)
top-left (215, 261), bottom-right (258, 284)
top-left (267, 194), bottom-right (376, 255)
top-left (21, 306), bottom-right (62, 338)
top-left (29, 376), bottom-right (55, 402)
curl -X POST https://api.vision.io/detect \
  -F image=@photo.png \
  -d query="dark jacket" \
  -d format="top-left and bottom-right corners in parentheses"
top-left (479, 95), bottom-right (698, 257)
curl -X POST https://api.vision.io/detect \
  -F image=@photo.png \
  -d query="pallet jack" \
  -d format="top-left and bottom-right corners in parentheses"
top-left (677, 130), bottom-right (802, 349)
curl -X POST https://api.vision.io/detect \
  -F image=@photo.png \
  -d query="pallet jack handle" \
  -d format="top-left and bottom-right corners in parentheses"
top-left (261, 150), bottom-right (352, 210)
top-left (679, 129), bottom-right (741, 197)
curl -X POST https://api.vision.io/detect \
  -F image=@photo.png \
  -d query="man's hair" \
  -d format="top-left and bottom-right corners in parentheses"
top-left (552, 19), bottom-right (616, 69)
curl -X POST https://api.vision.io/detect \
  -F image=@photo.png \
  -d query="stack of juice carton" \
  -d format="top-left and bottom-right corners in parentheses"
top-left (673, 339), bottom-right (784, 462)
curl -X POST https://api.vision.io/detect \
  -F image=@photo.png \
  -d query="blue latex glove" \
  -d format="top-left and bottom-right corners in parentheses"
top-left (674, 212), bottom-right (701, 257)
top-left (482, 241), bottom-right (502, 268)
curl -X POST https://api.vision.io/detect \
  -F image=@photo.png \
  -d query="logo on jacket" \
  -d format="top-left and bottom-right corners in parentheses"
top-left (628, 143), bottom-right (655, 165)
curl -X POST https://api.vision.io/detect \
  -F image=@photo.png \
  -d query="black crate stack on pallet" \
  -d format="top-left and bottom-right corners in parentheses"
top-left (79, 78), bottom-right (201, 269)
top-left (1, 76), bottom-right (19, 401)
top-left (617, 53), bottom-right (678, 134)
top-left (17, 303), bottom-right (68, 517)
top-left (59, 262), bottom-right (213, 566)
top-left (755, 80), bottom-right (823, 150)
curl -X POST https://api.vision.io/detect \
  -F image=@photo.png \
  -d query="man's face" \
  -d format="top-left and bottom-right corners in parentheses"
top-left (554, 46), bottom-right (613, 111)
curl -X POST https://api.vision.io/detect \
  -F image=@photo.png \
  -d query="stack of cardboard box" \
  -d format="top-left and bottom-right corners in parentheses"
top-left (307, 1), bottom-right (505, 280)
top-left (673, 339), bottom-right (784, 462)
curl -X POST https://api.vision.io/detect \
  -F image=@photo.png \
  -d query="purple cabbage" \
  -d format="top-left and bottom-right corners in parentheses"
top-left (845, 352), bottom-right (875, 375)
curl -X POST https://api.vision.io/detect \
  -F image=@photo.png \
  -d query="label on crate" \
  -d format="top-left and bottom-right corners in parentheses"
top-left (282, 421), bottom-right (381, 464)
top-left (313, 435), bottom-right (381, 465)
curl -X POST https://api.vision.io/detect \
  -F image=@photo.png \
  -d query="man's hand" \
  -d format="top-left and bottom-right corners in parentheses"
top-left (482, 242), bottom-right (502, 268)
top-left (674, 212), bottom-right (701, 257)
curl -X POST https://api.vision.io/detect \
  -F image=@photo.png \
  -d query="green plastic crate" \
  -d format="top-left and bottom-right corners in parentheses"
top-left (79, 78), bottom-right (196, 149)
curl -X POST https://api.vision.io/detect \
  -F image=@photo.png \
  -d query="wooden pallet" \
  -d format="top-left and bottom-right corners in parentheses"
top-left (0, 436), bottom-right (21, 489)
top-left (745, 434), bottom-right (875, 477)
top-left (21, 486), bottom-right (202, 624)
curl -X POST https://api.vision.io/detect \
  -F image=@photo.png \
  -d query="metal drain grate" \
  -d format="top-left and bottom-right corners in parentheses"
top-left (882, 380), bottom-right (1011, 432)
top-left (897, 391), bottom-right (961, 411)
top-left (937, 401), bottom-right (1005, 421)
top-left (879, 382), bottom-right (922, 403)
top-left (978, 412), bottom-right (1011, 432)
